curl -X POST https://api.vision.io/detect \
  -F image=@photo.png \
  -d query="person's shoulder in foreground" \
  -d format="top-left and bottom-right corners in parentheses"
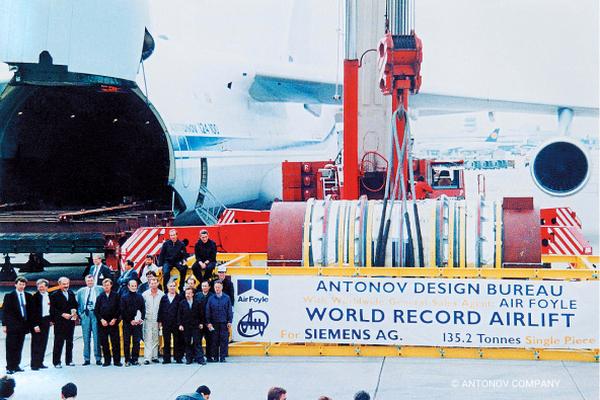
top-left (267, 387), bottom-right (287, 400)
top-left (354, 390), bottom-right (370, 400)
top-left (0, 375), bottom-right (16, 400)
top-left (61, 382), bottom-right (77, 399)
top-left (176, 385), bottom-right (211, 400)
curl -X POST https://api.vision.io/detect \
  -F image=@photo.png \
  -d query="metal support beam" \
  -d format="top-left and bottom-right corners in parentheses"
top-left (228, 343), bottom-right (598, 363)
top-left (342, 59), bottom-right (360, 199)
top-left (341, 0), bottom-right (360, 200)
top-left (345, 0), bottom-right (358, 59)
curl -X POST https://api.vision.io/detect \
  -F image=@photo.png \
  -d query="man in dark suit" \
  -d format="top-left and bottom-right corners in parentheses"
top-left (177, 287), bottom-right (206, 365)
top-left (158, 229), bottom-right (188, 293)
top-left (206, 281), bottom-right (233, 363)
top-left (95, 278), bottom-right (122, 366)
top-left (119, 279), bottom-right (145, 366)
top-left (195, 281), bottom-right (214, 362)
top-left (158, 280), bottom-right (184, 363)
top-left (30, 278), bottom-right (51, 370)
top-left (50, 277), bottom-right (78, 368)
top-left (211, 266), bottom-right (235, 305)
top-left (117, 260), bottom-right (139, 296)
top-left (2, 276), bottom-right (32, 374)
top-left (88, 254), bottom-right (114, 286)
top-left (191, 229), bottom-right (217, 284)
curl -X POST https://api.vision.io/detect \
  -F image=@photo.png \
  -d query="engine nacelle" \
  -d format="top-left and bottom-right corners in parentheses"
top-left (530, 139), bottom-right (590, 196)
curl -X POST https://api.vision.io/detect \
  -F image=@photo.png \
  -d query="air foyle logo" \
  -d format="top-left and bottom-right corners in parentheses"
top-left (237, 279), bottom-right (269, 296)
top-left (237, 279), bottom-right (269, 304)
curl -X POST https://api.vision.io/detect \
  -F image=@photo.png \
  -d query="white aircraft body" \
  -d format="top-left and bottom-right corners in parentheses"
top-left (0, 0), bottom-right (345, 222)
top-left (0, 0), bottom-right (597, 226)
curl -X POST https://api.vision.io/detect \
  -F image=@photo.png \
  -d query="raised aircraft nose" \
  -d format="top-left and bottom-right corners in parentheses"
top-left (0, 0), bottom-right (150, 81)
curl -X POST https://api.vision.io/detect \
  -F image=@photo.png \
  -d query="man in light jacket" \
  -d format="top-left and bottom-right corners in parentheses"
top-left (142, 276), bottom-right (163, 365)
top-left (76, 275), bottom-right (103, 365)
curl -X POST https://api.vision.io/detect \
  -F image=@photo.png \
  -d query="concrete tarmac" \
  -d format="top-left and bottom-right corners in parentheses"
top-left (1, 327), bottom-right (598, 400)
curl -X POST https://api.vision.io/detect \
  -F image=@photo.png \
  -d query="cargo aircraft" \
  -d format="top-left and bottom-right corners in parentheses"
top-left (0, 1), bottom-right (597, 225)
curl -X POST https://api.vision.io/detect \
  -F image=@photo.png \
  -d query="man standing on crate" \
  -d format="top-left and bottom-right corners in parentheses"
top-left (158, 229), bottom-right (189, 293)
top-left (212, 266), bottom-right (235, 306)
top-left (88, 254), bottom-right (114, 286)
top-left (139, 255), bottom-right (160, 293)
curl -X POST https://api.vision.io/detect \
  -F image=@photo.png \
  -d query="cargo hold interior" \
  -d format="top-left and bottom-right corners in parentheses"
top-left (0, 84), bottom-right (172, 209)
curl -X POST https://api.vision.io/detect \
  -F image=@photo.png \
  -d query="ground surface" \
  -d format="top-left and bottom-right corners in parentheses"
top-left (1, 327), bottom-right (598, 400)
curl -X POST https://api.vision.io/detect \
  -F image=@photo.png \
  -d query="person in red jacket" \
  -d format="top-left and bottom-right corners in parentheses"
top-left (415, 176), bottom-right (434, 199)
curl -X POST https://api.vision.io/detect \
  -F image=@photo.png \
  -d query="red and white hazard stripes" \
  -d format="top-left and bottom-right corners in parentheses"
top-left (540, 207), bottom-right (582, 228)
top-left (554, 207), bottom-right (582, 228)
top-left (218, 209), bottom-right (236, 224)
top-left (540, 207), bottom-right (592, 256)
top-left (216, 208), bottom-right (271, 224)
top-left (544, 227), bottom-right (592, 255)
top-left (120, 227), bottom-right (166, 272)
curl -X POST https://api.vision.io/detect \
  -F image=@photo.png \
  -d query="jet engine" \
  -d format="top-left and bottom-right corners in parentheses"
top-left (530, 139), bottom-right (590, 196)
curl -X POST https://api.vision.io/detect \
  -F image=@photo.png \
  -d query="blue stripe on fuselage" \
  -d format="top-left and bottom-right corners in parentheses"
top-left (171, 127), bottom-right (334, 153)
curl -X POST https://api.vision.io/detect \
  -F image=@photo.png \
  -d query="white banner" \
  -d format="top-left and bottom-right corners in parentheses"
top-left (231, 276), bottom-right (599, 349)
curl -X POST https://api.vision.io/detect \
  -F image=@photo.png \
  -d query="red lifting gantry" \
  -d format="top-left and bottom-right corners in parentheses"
top-left (342, 0), bottom-right (422, 200)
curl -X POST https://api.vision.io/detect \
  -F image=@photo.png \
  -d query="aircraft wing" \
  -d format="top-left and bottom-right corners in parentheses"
top-left (410, 93), bottom-right (599, 118)
top-left (248, 74), bottom-right (599, 118)
top-left (249, 74), bottom-right (341, 105)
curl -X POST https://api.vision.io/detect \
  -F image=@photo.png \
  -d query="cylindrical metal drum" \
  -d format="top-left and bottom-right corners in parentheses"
top-left (267, 196), bottom-right (505, 268)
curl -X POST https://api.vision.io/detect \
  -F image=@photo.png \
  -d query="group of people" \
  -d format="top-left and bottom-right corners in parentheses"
top-left (0, 378), bottom-right (370, 400)
top-left (2, 229), bottom-right (236, 374)
top-left (176, 385), bottom-right (372, 400)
